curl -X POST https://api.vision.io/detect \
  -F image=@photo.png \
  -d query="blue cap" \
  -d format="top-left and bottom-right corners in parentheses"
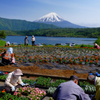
top-left (89, 73), bottom-right (93, 75)
top-left (96, 72), bottom-right (100, 76)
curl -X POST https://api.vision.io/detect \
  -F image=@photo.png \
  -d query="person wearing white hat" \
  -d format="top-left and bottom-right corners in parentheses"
top-left (1, 47), bottom-right (16, 65)
top-left (4, 69), bottom-right (27, 93)
top-left (5, 41), bottom-right (10, 47)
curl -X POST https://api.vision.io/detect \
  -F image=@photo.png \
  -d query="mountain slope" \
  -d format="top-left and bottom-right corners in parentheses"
top-left (0, 17), bottom-right (58, 31)
top-left (35, 12), bottom-right (86, 28)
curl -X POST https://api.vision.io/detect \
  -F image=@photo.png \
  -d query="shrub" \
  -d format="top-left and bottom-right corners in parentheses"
top-left (0, 40), bottom-right (6, 46)
top-left (95, 36), bottom-right (100, 46)
top-left (36, 76), bottom-right (51, 87)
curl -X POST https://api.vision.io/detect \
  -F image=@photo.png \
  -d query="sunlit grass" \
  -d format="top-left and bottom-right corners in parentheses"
top-left (0, 40), bottom-right (6, 46)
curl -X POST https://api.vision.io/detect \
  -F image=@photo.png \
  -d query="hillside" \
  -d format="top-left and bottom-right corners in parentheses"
top-left (0, 17), bottom-right (58, 31)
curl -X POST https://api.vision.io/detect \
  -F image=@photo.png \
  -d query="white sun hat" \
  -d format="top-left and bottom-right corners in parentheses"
top-left (8, 47), bottom-right (13, 54)
top-left (13, 69), bottom-right (23, 75)
top-left (7, 41), bottom-right (10, 44)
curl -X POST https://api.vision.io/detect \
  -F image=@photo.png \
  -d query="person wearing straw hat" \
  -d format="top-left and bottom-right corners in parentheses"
top-left (4, 69), bottom-right (27, 94)
top-left (24, 36), bottom-right (29, 46)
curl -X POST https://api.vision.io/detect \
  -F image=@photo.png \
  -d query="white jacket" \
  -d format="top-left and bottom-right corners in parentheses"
top-left (4, 72), bottom-right (23, 87)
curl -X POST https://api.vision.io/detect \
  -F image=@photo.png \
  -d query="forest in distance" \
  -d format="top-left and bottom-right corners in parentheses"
top-left (3, 27), bottom-right (100, 38)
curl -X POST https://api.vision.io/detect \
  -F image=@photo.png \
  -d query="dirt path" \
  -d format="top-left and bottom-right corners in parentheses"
top-left (0, 64), bottom-right (89, 80)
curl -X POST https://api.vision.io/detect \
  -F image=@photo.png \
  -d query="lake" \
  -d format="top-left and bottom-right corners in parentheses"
top-left (4, 36), bottom-right (97, 45)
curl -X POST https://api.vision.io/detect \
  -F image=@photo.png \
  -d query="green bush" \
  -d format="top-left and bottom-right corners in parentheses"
top-left (0, 40), bottom-right (6, 46)
top-left (1, 93), bottom-right (28, 100)
top-left (36, 76), bottom-right (51, 87)
top-left (95, 36), bottom-right (100, 46)
top-left (50, 79), bottom-right (66, 87)
top-left (22, 79), bottom-right (36, 85)
top-left (0, 75), bottom-right (7, 80)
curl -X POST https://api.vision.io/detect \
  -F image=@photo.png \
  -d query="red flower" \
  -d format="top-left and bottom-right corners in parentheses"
top-left (5, 72), bottom-right (8, 74)
top-left (2, 89), bottom-right (5, 93)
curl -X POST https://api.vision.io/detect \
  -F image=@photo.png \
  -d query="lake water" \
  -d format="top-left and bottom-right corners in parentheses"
top-left (4, 36), bottom-right (97, 45)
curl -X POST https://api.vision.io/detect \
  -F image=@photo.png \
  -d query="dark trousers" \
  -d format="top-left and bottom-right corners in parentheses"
top-left (5, 84), bottom-right (22, 94)
top-left (2, 58), bottom-right (14, 65)
top-left (2, 58), bottom-right (11, 65)
top-left (32, 41), bottom-right (35, 46)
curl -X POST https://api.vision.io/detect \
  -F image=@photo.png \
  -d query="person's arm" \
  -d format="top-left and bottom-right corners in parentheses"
top-left (5, 73), bottom-right (14, 88)
top-left (79, 90), bottom-right (91, 100)
top-left (11, 53), bottom-right (15, 63)
top-left (18, 76), bottom-right (28, 86)
top-left (53, 86), bottom-right (60, 100)
top-left (17, 76), bottom-right (23, 84)
top-left (97, 45), bottom-right (100, 49)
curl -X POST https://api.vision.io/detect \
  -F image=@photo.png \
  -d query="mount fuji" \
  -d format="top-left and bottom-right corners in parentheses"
top-left (34, 12), bottom-right (86, 28)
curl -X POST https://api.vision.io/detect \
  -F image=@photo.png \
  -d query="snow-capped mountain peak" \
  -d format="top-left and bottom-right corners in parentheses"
top-left (35, 12), bottom-right (64, 22)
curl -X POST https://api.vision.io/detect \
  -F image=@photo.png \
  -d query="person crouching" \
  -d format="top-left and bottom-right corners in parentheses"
top-left (4, 69), bottom-right (27, 94)
top-left (1, 47), bottom-right (15, 65)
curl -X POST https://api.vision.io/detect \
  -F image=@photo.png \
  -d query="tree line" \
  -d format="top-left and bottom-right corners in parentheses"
top-left (4, 28), bottom-right (100, 38)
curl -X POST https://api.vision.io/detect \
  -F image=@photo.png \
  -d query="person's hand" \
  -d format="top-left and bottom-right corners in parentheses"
top-left (25, 83), bottom-right (29, 86)
top-left (11, 86), bottom-right (15, 92)
top-left (21, 83), bottom-right (26, 86)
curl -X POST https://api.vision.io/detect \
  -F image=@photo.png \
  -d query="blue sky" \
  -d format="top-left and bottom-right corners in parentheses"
top-left (0, 0), bottom-right (100, 27)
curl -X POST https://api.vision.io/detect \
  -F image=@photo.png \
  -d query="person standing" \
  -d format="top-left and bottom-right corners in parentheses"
top-left (53, 75), bottom-right (90, 100)
top-left (24, 36), bottom-right (29, 46)
top-left (31, 35), bottom-right (35, 46)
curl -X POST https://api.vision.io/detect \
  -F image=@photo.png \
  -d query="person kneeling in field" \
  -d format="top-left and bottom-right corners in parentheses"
top-left (87, 73), bottom-right (100, 100)
top-left (94, 43), bottom-right (100, 49)
top-left (4, 69), bottom-right (28, 94)
top-left (53, 75), bottom-right (91, 100)
top-left (1, 47), bottom-right (16, 65)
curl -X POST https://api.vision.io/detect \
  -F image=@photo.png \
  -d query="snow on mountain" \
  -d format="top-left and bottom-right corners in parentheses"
top-left (34, 12), bottom-right (86, 28)
top-left (35, 12), bottom-right (64, 22)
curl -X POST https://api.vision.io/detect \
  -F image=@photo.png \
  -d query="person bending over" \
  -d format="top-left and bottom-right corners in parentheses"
top-left (87, 74), bottom-right (100, 100)
top-left (4, 69), bottom-right (28, 94)
top-left (1, 47), bottom-right (16, 65)
top-left (53, 75), bottom-right (90, 100)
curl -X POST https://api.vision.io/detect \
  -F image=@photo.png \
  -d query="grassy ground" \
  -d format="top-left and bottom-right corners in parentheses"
top-left (0, 40), bottom-right (6, 46)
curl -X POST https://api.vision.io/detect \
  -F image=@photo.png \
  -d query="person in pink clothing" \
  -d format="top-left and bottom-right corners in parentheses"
top-left (94, 43), bottom-right (100, 49)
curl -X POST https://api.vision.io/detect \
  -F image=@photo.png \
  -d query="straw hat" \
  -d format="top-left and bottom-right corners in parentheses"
top-left (13, 69), bottom-right (23, 75)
